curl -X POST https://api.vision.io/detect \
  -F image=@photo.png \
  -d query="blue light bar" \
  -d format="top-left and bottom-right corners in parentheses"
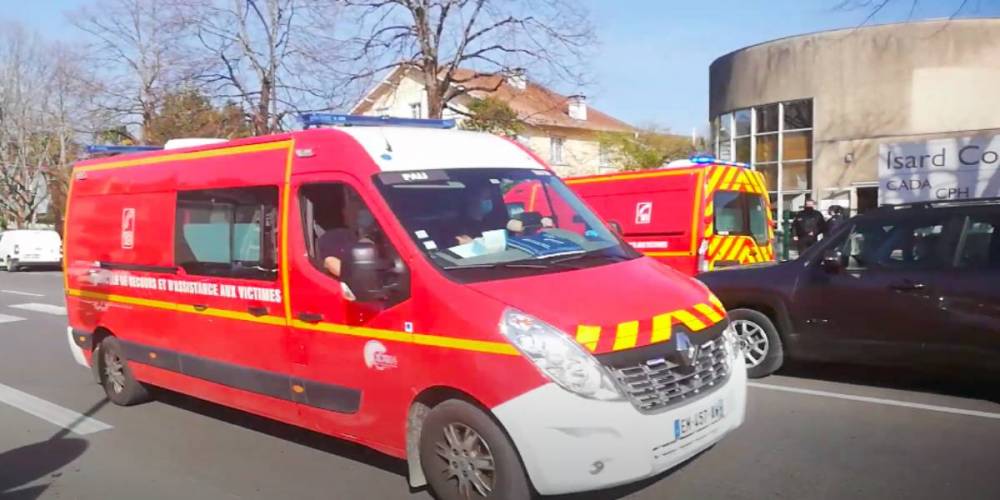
top-left (300, 113), bottom-right (456, 129)
top-left (690, 153), bottom-right (717, 163)
top-left (85, 144), bottom-right (163, 155)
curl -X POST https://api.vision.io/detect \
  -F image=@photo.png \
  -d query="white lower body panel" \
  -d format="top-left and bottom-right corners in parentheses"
top-left (493, 356), bottom-right (747, 495)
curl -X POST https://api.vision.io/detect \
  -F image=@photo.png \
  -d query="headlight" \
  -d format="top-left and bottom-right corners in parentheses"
top-left (499, 308), bottom-right (623, 401)
top-left (721, 321), bottom-right (742, 362)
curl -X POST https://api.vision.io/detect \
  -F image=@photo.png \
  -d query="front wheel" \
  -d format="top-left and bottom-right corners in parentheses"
top-left (729, 308), bottom-right (784, 378)
top-left (420, 400), bottom-right (531, 500)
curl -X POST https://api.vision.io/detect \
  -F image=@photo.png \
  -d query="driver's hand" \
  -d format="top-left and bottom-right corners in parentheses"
top-left (456, 235), bottom-right (473, 245)
top-left (541, 217), bottom-right (554, 228)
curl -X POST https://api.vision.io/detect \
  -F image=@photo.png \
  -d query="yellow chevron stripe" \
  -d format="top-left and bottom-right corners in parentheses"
top-left (706, 166), bottom-right (724, 193)
top-left (750, 171), bottom-right (766, 193)
top-left (694, 303), bottom-right (724, 324)
top-left (651, 313), bottom-right (673, 343)
top-left (725, 239), bottom-right (745, 261)
top-left (576, 325), bottom-right (601, 352)
top-left (674, 309), bottom-right (708, 331)
top-left (715, 237), bottom-right (735, 261)
top-left (708, 236), bottom-right (724, 258)
top-left (708, 294), bottom-right (725, 311)
top-left (718, 167), bottom-right (739, 191)
top-left (612, 321), bottom-right (640, 351)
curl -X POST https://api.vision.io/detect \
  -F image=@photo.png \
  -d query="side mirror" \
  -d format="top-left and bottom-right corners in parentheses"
top-left (607, 221), bottom-right (623, 235)
top-left (820, 252), bottom-right (843, 274)
top-left (341, 242), bottom-right (384, 302)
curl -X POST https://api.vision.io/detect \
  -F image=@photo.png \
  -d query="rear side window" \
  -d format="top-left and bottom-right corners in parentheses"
top-left (958, 215), bottom-right (1000, 269)
top-left (175, 186), bottom-right (279, 280)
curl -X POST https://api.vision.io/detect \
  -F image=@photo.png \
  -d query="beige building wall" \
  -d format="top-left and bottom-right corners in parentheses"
top-left (709, 18), bottom-right (1000, 209)
top-left (358, 75), bottom-right (613, 177)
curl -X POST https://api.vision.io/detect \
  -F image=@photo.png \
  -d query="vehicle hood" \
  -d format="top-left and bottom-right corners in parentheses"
top-left (468, 257), bottom-right (726, 354)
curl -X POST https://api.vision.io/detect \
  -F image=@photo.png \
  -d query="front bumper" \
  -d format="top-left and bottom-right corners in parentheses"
top-left (492, 355), bottom-right (747, 495)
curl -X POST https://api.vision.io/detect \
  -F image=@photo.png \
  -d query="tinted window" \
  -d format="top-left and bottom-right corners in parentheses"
top-left (958, 215), bottom-right (1000, 269)
top-left (175, 186), bottom-right (278, 280)
top-left (837, 215), bottom-right (957, 271)
top-left (714, 191), bottom-right (770, 244)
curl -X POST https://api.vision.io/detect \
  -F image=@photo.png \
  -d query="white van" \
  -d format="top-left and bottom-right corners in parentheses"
top-left (0, 230), bottom-right (62, 271)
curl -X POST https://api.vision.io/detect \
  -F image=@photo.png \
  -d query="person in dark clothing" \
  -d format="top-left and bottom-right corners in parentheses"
top-left (318, 195), bottom-right (375, 278)
top-left (826, 205), bottom-right (846, 236)
top-left (453, 185), bottom-right (497, 245)
top-left (791, 199), bottom-right (827, 254)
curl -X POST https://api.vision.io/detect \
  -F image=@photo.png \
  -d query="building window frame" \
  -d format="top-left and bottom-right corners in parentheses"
top-left (550, 136), bottom-right (565, 165)
top-left (409, 102), bottom-right (422, 119)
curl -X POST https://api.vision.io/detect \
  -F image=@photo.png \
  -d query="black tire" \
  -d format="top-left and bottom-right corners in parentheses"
top-left (420, 399), bottom-right (531, 500)
top-left (97, 336), bottom-right (151, 406)
top-left (729, 308), bottom-right (784, 378)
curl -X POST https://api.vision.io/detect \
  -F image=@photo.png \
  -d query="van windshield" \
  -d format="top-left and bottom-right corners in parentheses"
top-left (374, 168), bottom-right (639, 282)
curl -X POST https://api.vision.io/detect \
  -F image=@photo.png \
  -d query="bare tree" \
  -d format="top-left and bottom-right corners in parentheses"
top-left (835, 0), bottom-right (979, 25)
top-left (71, 0), bottom-right (186, 144)
top-left (342, 0), bottom-right (597, 118)
top-left (175, 0), bottom-right (346, 135)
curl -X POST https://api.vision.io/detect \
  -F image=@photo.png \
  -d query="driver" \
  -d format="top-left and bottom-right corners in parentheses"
top-left (453, 185), bottom-right (496, 245)
top-left (319, 194), bottom-right (375, 278)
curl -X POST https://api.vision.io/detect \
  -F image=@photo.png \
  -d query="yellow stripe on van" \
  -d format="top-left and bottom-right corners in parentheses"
top-left (612, 320), bottom-right (639, 351)
top-left (708, 294), bottom-right (725, 311)
top-left (650, 313), bottom-right (673, 343)
top-left (718, 167), bottom-right (739, 191)
top-left (707, 166), bottom-right (726, 193)
top-left (75, 141), bottom-right (294, 172)
top-left (694, 303), bottom-right (724, 324)
top-left (674, 309), bottom-right (708, 332)
top-left (66, 288), bottom-right (519, 356)
top-left (575, 325), bottom-right (602, 351)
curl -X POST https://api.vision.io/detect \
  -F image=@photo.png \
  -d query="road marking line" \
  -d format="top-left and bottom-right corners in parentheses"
top-left (0, 383), bottom-right (112, 435)
top-left (0, 313), bottom-right (26, 324)
top-left (1, 289), bottom-right (44, 297)
top-left (9, 303), bottom-right (67, 315)
top-left (749, 382), bottom-right (1000, 420)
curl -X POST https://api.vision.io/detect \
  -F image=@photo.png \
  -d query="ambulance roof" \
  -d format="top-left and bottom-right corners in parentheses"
top-left (336, 126), bottom-right (541, 172)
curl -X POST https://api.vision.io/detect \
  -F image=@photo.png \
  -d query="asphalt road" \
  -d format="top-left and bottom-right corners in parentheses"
top-left (1, 271), bottom-right (999, 500)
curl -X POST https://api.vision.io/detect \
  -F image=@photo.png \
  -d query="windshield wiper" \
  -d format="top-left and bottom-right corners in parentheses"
top-left (441, 262), bottom-right (551, 270)
top-left (545, 252), bottom-right (632, 267)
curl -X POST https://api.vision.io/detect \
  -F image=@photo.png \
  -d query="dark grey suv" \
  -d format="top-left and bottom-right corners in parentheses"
top-left (697, 198), bottom-right (1000, 378)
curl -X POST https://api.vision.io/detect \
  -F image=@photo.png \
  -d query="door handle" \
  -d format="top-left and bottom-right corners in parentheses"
top-left (247, 306), bottom-right (268, 317)
top-left (193, 304), bottom-right (208, 311)
top-left (297, 312), bottom-right (323, 323)
top-left (889, 280), bottom-right (926, 291)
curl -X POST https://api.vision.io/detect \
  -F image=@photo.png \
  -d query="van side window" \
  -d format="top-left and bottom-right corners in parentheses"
top-left (175, 186), bottom-right (279, 281)
top-left (957, 216), bottom-right (1000, 269)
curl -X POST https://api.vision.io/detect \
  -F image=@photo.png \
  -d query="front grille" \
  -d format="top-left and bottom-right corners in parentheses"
top-left (609, 337), bottom-right (730, 413)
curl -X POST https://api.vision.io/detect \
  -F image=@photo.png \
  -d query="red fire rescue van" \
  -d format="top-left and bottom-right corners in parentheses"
top-left (64, 115), bottom-right (745, 499)
top-left (566, 158), bottom-right (776, 276)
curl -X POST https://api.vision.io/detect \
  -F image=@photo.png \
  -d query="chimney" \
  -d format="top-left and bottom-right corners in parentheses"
top-left (507, 68), bottom-right (527, 91)
top-left (568, 94), bottom-right (587, 121)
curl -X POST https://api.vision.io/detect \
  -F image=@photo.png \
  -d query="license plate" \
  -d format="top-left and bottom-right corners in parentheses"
top-left (674, 400), bottom-right (725, 440)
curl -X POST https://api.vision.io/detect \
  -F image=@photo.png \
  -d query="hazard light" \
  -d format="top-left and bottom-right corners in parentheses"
top-left (300, 113), bottom-right (456, 129)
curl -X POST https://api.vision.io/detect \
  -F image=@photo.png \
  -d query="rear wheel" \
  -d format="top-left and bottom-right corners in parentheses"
top-left (729, 308), bottom-right (784, 378)
top-left (420, 400), bottom-right (531, 500)
top-left (98, 337), bottom-right (151, 406)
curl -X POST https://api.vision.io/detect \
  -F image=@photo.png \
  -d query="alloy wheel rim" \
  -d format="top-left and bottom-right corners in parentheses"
top-left (732, 319), bottom-right (769, 368)
top-left (103, 349), bottom-right (126, 394)
top-left (434, 422), bottom-right (496, 499)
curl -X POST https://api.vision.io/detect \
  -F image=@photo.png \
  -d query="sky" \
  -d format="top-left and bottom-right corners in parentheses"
top-left (8, 0), bottom-right (1000, 136)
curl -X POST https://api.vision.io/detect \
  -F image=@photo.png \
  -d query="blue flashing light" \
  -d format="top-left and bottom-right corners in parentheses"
top-left (300, 113), bottom-right (456, 130)
top-left (689, 153), bottom-right (717, 164)
top-left (85, 144), bottom-right (163, 155)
